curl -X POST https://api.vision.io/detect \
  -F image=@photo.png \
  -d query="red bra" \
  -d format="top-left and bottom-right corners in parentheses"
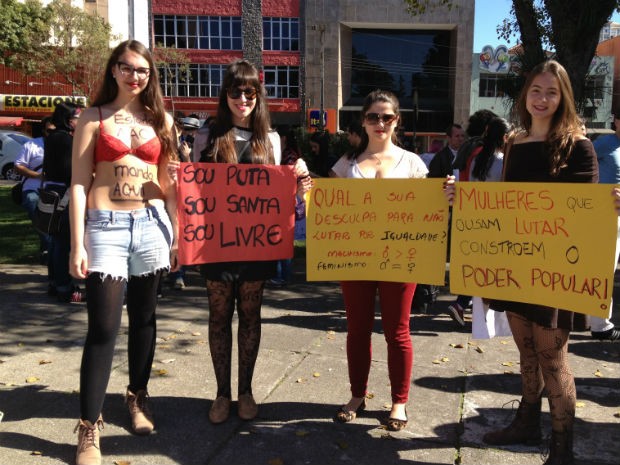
top-left (95, 107), bottom-right (161, 165)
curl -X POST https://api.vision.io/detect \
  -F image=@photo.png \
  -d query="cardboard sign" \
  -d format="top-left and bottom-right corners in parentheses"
top-left (177, 163), bottom-right (297, 265)
top-left (450, 182), bottom-right (618, 317)
top-left (306, 178), bottom-right (449, 284)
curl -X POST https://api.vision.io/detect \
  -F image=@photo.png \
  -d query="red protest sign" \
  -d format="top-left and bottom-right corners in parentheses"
top-left (177, 163), bottom-right (297, 265)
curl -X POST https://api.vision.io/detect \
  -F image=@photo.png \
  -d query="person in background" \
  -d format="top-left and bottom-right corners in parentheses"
top-left (177, 115), bottom-right (200, 162)
top-left (428, 123), bottom-right (465, 179)
top-left (346, 120), bottom-right (363, 150)
top-left (44, 102), bottom-right (84, 303)
top-left (443, 110), bottom-right (497, 324)
top-left (419, 138), bottom-right (445, 169)
top-left (199, 60), bottom-right (311, 424)
top-left (15, 116), bottom-right (55, 266)
top-left (446, 117), bottom-right (512, 326)
top-left (446, 60), bottom-right (598, 465)
top-left (329, 89), bottom-right (428, 431)
top-left (468, 117), bottom-right (510, 182)
top-left (270, 125), bottom-right (304, 286)
top-left (309, 129), bottom-right (333, 177)
top-left (192, 115), bottom-right (215, 162)
top-left (589, 111), bottom-right (620, 341)
top-left (169, 115), bottom-right (200, 289)
top-left (69, 40), bottom-right (178, 465)
top-left (453, 109), bottom-right (498, 181)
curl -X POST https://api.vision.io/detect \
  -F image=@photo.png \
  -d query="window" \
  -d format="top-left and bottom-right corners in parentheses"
top-left (263, 66), bottom-right (299, 98)
top-left (478, 73), bottom-right (504, 98)
top-left (585, 75), bottom-right (606, 100)
top-left (350, 29), bottom-right (451, 105)
top-left (263, 18), bottom-right (299, 51)
top-left (154, 15), bottom-right (242, 50)
top-left (159, 63), bottom-right (227, 98)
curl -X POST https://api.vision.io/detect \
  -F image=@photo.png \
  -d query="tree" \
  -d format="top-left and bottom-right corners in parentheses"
top-left (0, 0), bottom-right (52, 73)
top-left (0, 0), bottom-right (118, 99)
top-left (153, 44), bottom-right (192, 116)
top-left (41, 0), bottom-right (118, 98)
top-left (403, 0), bottom-right (620, 102)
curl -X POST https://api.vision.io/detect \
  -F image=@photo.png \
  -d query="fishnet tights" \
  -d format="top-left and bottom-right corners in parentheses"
top-left (507, 311), bottom-right (576, 432)
top-left (206, 279), bottom-right (264, 399)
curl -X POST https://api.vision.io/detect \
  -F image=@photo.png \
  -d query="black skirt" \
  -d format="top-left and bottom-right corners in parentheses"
top-left (200, 260), bottom-right (277, 282)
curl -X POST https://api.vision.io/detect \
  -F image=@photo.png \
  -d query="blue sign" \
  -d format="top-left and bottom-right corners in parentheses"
top-left (309, 110), bottom-right (326, 128)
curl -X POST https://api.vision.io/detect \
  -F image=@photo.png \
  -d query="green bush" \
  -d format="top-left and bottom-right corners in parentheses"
top-left (0, 185), bottom-right (40, 264)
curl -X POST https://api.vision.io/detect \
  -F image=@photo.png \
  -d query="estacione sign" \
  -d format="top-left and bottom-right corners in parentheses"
top-left (0, 94), bottom-right (88, 112)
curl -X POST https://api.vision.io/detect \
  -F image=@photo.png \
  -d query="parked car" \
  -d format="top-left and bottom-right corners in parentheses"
top-left (0, 130), bottom-right (32, 180)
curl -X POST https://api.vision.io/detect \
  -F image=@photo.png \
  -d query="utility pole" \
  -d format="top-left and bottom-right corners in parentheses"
top-left (319, 24), bottom-right (325, 130)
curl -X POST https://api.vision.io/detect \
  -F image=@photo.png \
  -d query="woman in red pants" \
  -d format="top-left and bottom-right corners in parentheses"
top-left (329, 89), bottom-right (428, 430)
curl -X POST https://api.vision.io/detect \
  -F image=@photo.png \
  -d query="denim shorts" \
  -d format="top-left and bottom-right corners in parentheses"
top-left (85, 206), bottom-right (172, 280)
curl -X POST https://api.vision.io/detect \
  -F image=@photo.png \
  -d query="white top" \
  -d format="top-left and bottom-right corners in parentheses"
top-left (15, 137), bottom-right (45, 192)
top-left (192, 126), bottom-right (281, 165)
top-left (331, 149), bottom-right (428, 179)
top-left (469, 151), bottom-right (504, 182)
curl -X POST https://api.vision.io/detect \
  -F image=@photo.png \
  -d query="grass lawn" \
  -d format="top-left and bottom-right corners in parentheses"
top-left (0, 185), bottom-right (40, 264)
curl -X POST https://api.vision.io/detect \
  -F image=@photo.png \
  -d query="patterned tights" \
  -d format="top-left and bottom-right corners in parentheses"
top-left (206, 280), bottom-right (264, 399)
top-left (507, 311), bottom-right (576, 432)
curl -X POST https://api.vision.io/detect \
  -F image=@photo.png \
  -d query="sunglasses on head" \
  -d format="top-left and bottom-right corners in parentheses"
top-left (227, 87), bottom-right (257, 100)
top-left (364, 113), bottom-right (398, 125)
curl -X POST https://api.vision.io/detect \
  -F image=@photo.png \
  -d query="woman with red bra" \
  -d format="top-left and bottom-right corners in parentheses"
top-left (69, 40), bottom-right (178, 465)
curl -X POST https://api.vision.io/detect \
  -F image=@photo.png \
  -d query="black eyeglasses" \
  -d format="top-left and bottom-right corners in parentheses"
top-left (117, 61), bottom-right (151, 80)
top-left (364, 113), bottom-right (398, 125)
top-left (227, 87), bottom-right (257, 100)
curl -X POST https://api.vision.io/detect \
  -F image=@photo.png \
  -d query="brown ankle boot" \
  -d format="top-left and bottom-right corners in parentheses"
top-left (126, 388), bottom-right (154, 435)
top-left (74, 416), bottom-right (103, 465)
top-left (483, 398), bottom-right (542, 445)
top-left (237, 393), bottom-right (258, 420)
top-left (543, 429), bottom-right (575, 465)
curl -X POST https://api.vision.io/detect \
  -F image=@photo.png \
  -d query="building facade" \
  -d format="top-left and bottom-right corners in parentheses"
top-left (470, 47), bottom-right (614, 129)
top-left (304, 0), bottom-right (474, 134)
top-left (150, 0), bottom-right (302, 125)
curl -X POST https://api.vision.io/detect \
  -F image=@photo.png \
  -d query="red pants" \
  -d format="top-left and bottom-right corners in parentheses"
top-left (340, 280), bottom-right (416, 404)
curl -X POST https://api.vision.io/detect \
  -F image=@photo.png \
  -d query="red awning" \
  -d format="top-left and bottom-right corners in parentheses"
top-left (0, 116), bottom-right (23, 127)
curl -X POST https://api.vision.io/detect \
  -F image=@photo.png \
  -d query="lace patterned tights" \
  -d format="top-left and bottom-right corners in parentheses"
top-left (507, 311), bottom-right (576, 432)
top-left (206, 280), bottom-right (264, 399)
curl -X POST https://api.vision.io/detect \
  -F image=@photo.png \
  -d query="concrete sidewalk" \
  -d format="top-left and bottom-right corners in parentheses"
top-left (0, 263), bottom-right (618, 465)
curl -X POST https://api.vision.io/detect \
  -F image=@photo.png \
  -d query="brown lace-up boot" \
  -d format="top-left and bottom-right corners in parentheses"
top-left (126, 388), bottom-right (154, 435)
top-left (74, 416), bottom-right (103, 465)
top-left (543, 429), bottom-right (575, 465)
top-left (482, 398), bottom-right (542, 445)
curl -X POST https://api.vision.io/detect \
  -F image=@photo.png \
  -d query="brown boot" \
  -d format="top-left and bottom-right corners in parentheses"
top-left (126, 388), bottom-right (154, 435)
top-left (209, 396), bottom-right (231, 424)
top-left (483, 398), bottom-right (542, 445)
top-left (237, 393), bottom-right (258, 420)
top-left (543, 429), bottom-right (574, 465)
top-left (74, 416), bottom-right (103, 465)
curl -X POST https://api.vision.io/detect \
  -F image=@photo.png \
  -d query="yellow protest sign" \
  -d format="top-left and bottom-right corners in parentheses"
top-left (450, 182), bottom-right (618, 318)
top-left (306, 178), bottom-right (449, 284)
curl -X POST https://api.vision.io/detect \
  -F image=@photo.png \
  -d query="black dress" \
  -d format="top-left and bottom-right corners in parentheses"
top-left (201, 127), bottom-right (278, 282)
top-left (490, 139), bottom-right (598, 331)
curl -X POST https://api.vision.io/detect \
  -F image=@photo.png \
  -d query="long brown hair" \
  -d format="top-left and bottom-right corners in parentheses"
top-left (204, 60), bottom-right (274, 164)
top-left (516, 59), bottom-right (582, 176)
top-left (91, 40), bottom-right (175, 160)
top-left (350, 89), bottom-right (400, 159)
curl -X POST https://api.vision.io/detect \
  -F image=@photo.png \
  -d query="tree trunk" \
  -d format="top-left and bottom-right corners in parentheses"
top-left (513, 0), bottom-right (546, 70)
